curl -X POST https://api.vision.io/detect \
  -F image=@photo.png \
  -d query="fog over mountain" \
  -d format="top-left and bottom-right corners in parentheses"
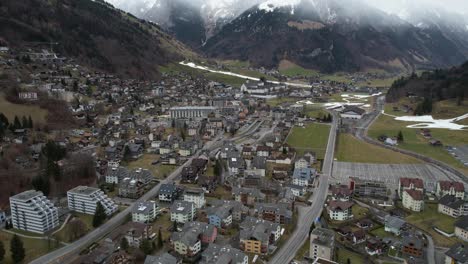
top-left (107, 0), bottom-right (468, 72)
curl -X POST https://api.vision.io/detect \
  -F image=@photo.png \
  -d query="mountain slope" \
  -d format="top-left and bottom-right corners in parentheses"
top-left (0, 0), bottom-right (193, 79)
top-left (386, 62), bottom-right (468, 103)
top-left (202, 0), bottom-right (468, 72)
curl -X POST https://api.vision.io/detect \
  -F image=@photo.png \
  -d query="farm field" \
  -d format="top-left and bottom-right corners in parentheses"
top-left (0, 94), bottom-right (48, 125)
top-left (286, 123), bottom-right (331, 158)
top-left (335, 133), bottom-right (421, 164)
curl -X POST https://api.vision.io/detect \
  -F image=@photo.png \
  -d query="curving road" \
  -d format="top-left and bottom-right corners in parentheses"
top-left (30, 136), bottom-right (223, 264)
top-left (269, 112), bottom-right (338, 264)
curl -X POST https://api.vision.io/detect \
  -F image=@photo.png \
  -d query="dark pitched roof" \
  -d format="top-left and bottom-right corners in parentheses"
top-left (446, 244), bottom-right (468, 262)
top-left (439, 195), bottom-right (465, 210)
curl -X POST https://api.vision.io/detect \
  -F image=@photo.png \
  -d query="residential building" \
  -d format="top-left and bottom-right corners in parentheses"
top-left (402, 189), bottom-right (424, 212)
top-left (455, 217), bottom-right (468, 242)
top-left (123, 222), bottom-right (152, 248)
top-left (170, 222), bottom-right (217, 257)
top-left (292, 167), bottom-right (314, 187)
top-left (384, 215), bottom-right (406, 236)
top-left (398, 178), bottom-right (424, 198)
top-left (294, 154), bottom-right (314, 169)
top-left (106, 166), bottom-right (130, 184)
top-left (169, 106), bottom-right (217, 119)
top-left (67, 186), bottom-right (118, 216)
top-left (132, 201), bottom-right (159, 223)
top-left (209, 200), bottom-right (249, 222)
top-left (207, 204), bottom-right (233, 229)
top-left (183, 188), bottom-right (206, 209)
top-left (239, 217), bottom-right (281, 255)
top-left (159, 184), bottom-right (182, 203)
top-left (233, 187), bottom-right (265, 206)
top-left (201, 244), bottom-right (248, 264)
top-left (144, 253), bottom-right (179, 264)
top-left (170, 200), bottom-right (196, 224)
top-left (119, 178), bottom-right (144, 199)
top-left (437, 181), bottom-right (465, 199)
top-left (327, 200), bottom-right (354, 221)
top-left (254, 203), bottom-right (292, 224)
top-left (402, 234), bottom-right (423, 257)
top-left (330, 185), bottom-right (352, 201)
top-left (350, 177), bottom-right (387, 199)
top-left (309, 228), bottom-right (335, 261)
top-left (445, 243), bottom-right (468, 264)
top-left (438, 195), bottom-right (467, 218)
top-left (10, 190), bottom-right (59, 234)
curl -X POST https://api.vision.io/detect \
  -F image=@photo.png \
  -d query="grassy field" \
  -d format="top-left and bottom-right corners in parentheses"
top-left (335, 133), bottom-right (422, 164)
top-left (370, 227), bottom-right (397, 239)
top-left (369, 114), bottom-right (468, 174)
top-left (0, 231), bottom-right (61, 264)
top-left (127, 154), bottom-right (176, 179)
top-left (278, 60), bottom-right (319, 77)
top-left (159, 63), bottom-right (247, 88)
top-left (151, 212), bottom-right (173, 247)
top-left (405, 203), bottom-right (459, 247)
top-left (352, 205), bottom-right (369, 220)
top-left (54, 213), bottom-right (94, 242)
top-left (336, 247), bottom-right (364, 264)
top-left (266, 97), bottom-right (298, 107)
top-left (0, 94), bottom-right (48, 125)
top-left (286, 123), bottom-right (331, 158)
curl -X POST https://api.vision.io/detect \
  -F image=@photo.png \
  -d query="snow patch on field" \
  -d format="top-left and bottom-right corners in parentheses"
top-left (382, 111), bottom-right (468, 131)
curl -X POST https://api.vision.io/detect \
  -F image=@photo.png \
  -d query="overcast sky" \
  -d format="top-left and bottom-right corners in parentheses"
top-left (364, 0), bottom-right (468, 15)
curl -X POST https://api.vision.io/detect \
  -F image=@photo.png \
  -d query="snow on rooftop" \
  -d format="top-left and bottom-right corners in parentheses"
top-left (258, 0), bottom-right (301, 12)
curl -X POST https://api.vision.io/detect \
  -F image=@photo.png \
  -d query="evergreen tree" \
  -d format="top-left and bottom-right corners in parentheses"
top-left (0, 240), bottom-right (5, 262)
top-left (214, 160), bottom-right (222, 180)
top-left (140, 239), bottom-right (153, 255)
top-left (31, 175), bottom-right (51, 196)
top-left (157, 228), bottom-right (163, 249)
top-left (397, 131), bottom-right (404, 142)
top-left (120, 237), bottom-right (129, 252)
top-left (13, 116), bottom-right (21, 130)
top-left (28, 116), bottom-right (33, 128)
top-left (22, 116), bottom-right (28, 129)
top-left (0, 121), bottom-right (4, 139)
top-left (0, 113), bottom-right (9, 127)
top-left (10, 234), bottom-right (25, 263)
top-left (92, 202), bottom-right (107, 227)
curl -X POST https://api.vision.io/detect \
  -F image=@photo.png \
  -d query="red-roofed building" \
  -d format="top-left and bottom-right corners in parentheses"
top-left (402, 190), bottom-right (424, 212)
top-left (398, 178), bottom-right (424, 198)
top-left (327, 200), bottom-right (354, 221)
top-left (436, 181), bottom-right (465, 199)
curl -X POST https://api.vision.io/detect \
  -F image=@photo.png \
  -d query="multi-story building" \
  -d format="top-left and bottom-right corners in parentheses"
top-left (438, 195), bottom-right (467, 218)
top-left (170, 222), bottom-right (217, 257)
top-left (327, 200), bottom-right (354, 221)
top-left (254, 203), bottom-right (292, 225)
top-left (171, 200), bottom-right (196, 224)
top-left (132, 201), bottom-right (159, 223)
top-left (10, 190), bottom-right (59, 234)
top-left (67, 186), bottom-right (118, 216)
top-left (455, 216), bottom-right (468, 241)
top-left (239, 217), bottom-right (281, 255)
top-left (436, 181), bottom-right (465, 199)
top-left (349, 177), bottom-right (387, 199)
top-left (445, 243), bottom-right (468, 264)
top-left (398, 178), bottom-right (424, 198)
top-left (159, 184), bottom-right (183, 203)
top-left (201, 244), bottom-right (248, 264)
top-left (119, 178), bottom-right (144, 199)
top-left (232, 187), bottom-right (265, 206)
top-left (183, 188), bottom-right (206, 209)
top-left (292, 167), bottom-right (314, 187)
top-left (309, 228), bottom-right (335, 261)
top-left (169, 106), bottom-right (217, 119)
top-left (402, 190), bottom-right (424, 212)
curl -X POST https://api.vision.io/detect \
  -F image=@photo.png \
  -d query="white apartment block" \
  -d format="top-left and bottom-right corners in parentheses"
top-left (171, 201), bottom-right (196, 224)
top-left (10, 190), bottom-right (59, 234)
top-left (67, 186), bottom-right (118, 216)
top-left (183, 188), bottom-right (206, 209)
top-left (132, 201), bottom-right (160, 223)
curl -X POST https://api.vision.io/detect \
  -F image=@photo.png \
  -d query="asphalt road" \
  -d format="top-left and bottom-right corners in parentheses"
top-left (30, 136), bottom-right (223, 264)
top-left (269, 112), bottom-right (338, 264)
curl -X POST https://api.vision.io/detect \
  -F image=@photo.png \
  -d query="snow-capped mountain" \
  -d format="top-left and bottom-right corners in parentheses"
top-left (109, 0), bottom-right (468, 72)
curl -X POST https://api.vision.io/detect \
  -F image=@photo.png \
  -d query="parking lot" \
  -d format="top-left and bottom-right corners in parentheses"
top-left (331, 162), bottom-right (460, 193)
top-left (447, 145), bottom-right (468, 167)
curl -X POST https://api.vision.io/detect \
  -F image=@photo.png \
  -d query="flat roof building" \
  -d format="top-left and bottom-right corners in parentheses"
top-left (67, 186), bottom-right (117, 216)
top-left (10, 190), bottom-right (59, 234)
